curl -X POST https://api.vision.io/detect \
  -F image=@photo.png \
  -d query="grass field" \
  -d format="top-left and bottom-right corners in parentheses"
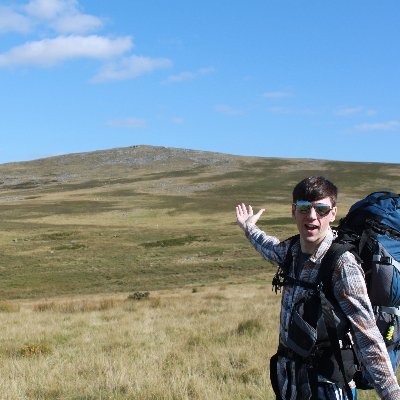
top-left (0, 145), bottom-right (399, 399)
top-left (0, 285), bottom-right (383, 400)
top-left (0, 285), bottom-right (277, 400)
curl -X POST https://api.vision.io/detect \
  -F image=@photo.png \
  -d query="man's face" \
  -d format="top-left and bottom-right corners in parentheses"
top-left (292, 196), bottom-right (337, 253)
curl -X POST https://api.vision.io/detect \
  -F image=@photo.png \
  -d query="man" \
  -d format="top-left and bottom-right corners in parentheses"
top-left (235, 176), bottom-right (400, 399)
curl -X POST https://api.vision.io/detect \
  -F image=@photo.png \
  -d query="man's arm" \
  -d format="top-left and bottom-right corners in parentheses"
top-left (333, 252), bottom-right (400, 400)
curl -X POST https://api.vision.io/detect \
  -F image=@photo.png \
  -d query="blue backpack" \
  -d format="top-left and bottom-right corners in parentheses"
top-left (323, 191), bottom-right (400, 389)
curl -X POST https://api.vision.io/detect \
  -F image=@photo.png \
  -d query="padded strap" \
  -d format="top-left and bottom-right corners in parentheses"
top-left (373, 254), bottom-right (400, 273)
top-left (320, 290), bottom-right (354, 400)
top-left (269, 353), bottom-right (283, 400)
top-left (374, 306), bottom-right (400, 316)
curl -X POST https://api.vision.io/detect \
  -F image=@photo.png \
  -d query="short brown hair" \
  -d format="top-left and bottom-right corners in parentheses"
top-left (292, 176), bottom-right (337, 206)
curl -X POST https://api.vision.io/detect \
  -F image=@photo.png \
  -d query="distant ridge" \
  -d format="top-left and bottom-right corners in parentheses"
top-left (0, 144), bottom-right (399, 194)
top-left (0, 145), bottom-right (248, 189)
top-left (2, 144), bottom-right (397, 168)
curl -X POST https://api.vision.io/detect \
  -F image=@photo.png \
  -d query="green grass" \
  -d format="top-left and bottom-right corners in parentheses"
top-left (141, 235), bottom-right (208, 248)
top-left (0, 144), bottom-right (399, 300)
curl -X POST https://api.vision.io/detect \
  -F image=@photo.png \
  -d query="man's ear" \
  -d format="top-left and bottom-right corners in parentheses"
top-left (330, 206), bottom-right (337, 223)
top-left (291, 204), bottom-right (296, 218)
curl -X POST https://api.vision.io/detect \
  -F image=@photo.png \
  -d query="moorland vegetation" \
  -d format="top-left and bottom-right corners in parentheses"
top-left (0, 145), bottom-right (398, 399)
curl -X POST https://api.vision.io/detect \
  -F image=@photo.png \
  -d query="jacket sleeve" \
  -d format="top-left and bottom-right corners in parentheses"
top-left (245, 225), bottom-right (289, 267)
top-left (332, 252), bottom-right (400, 400)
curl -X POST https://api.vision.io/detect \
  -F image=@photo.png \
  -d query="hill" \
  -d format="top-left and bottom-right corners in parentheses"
top-left (0, 145), bottom-right (399, 299)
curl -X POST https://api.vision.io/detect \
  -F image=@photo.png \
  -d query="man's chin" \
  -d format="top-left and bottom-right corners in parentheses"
top-left (302, 235), bottom-right (321, 244)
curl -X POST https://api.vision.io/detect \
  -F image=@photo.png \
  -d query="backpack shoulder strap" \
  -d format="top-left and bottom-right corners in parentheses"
top-left (272, 234), bottom-right (300, 294)
top-left (318, 241), bottom-right (358, 298)
top-left (319, 286), bottom-right (354, 399)
top-left (317, 240), bottom-right (358, 400)
top-left (280, 234), bottom-right (300, 272)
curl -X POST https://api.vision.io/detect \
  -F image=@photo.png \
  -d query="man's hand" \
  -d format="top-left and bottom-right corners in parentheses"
top-left (235, 203), bottom-right (265, 232)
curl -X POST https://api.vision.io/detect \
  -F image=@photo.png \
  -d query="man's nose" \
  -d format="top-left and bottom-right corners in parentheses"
top-left (307, 206), bottom-right (318, 218)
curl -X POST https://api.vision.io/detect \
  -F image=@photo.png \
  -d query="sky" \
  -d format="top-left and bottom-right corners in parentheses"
top-left (0, 0), bottom-right (399, 165)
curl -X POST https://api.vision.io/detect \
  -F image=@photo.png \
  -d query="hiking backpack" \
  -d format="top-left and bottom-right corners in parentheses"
top-left (324, 191), bottom-right (400, 389)
top-left (271, 191), bottom-right (400, 397)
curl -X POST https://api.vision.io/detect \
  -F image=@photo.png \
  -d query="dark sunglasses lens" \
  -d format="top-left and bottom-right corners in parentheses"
top-left (296, 202), bottom-right (312, 214)
top-left (315, 205), bottom-right (331, 216)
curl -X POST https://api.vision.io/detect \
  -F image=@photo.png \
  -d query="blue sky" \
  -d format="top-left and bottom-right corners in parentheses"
top-left (0, 1), bottom-right (399, 164)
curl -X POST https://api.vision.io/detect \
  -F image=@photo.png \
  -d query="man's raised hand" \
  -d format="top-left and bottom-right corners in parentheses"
top-left (235, 203), bottom-right (265, 232)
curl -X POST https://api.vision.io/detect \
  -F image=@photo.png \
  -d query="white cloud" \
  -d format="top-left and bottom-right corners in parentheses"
top-left (171, 117), bottom-right (184, 125)
top-left (51, 13), bottom-right (103, 34)
top-left (24, 0), bottom-right (69, 19)
top-left (0, 1), bottom-right (171, 83)
top-left (335, 106), bottom-right (363, 116)
top-left (355, 120), bottom-right (400, 131)
top-left (167, 71), bottom-right (194, 82)
top-left (165, 67), bottom-right (215, 83)
top-left (106, 118), bottom-right (147, 129)
top-left (335, 106), bottom-right (378, 117)
top-left (262, 91), bottom-right (292, 99)
top-left (366, 109), bottom-right (377, 117)
top-left (334, 106), bottom-right (377, 117)
top-left (0, 35), bottom-right (132, 67)
top-left (92, 55), bottom-right (172, 83)
top-left (0, 0), bottom-right (103, 35)
top-left (215, 105), bottom-right (243, 116)
top-left (0, 6), bottom-right (32, 33)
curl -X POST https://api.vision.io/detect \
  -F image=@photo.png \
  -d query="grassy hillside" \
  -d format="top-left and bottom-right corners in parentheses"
top-left (0, 145), bottom-right (399, 300)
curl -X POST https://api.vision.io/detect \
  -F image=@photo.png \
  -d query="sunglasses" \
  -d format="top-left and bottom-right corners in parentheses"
top-left (293, 200), bottom-right (333, 217)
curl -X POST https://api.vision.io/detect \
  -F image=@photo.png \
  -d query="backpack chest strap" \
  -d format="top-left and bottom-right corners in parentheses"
top-left (282, 275), bottom-right (322, 291)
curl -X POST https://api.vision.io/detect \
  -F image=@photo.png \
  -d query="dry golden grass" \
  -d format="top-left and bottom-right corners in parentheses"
top-left (0, 284), bottom-right (383, 400)
top-left (0, 284), bottom-right (279, 400)
top-left (0, 300), bottom-right (21, 312)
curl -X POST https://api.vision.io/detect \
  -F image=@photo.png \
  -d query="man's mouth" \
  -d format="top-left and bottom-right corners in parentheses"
top-left (305, 224), bottom-right (319, 232)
